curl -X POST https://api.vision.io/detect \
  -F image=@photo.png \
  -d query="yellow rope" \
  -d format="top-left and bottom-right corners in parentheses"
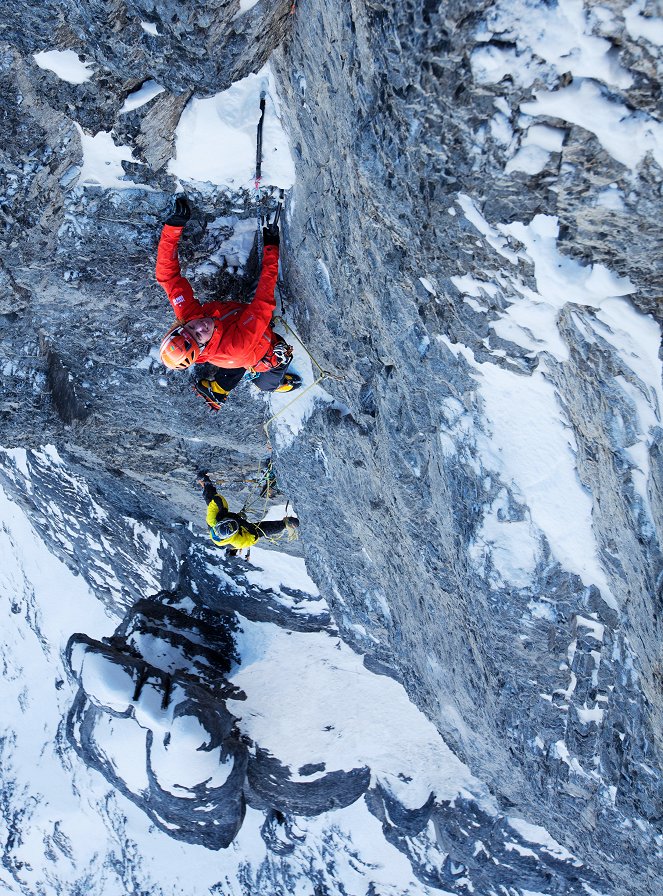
top-left (263, 371), bottom-right (327, 438)
top-left (273, 315), bottom-right (345, 382)
top-left (262, 310), bottom-right (335, 436)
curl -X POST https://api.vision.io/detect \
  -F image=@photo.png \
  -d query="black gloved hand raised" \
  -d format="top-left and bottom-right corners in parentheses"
top-left (263, 224), bottom-right (280, 247)
top-left (165, 196), bottom-right (192, 227)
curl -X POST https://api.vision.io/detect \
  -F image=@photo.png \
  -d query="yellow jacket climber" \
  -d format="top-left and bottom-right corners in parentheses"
top-left (200, 474), bottom-right (299, 551)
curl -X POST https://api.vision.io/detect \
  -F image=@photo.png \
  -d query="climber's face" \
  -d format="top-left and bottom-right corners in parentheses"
top-left (183, 317), bottom-right (215, 349)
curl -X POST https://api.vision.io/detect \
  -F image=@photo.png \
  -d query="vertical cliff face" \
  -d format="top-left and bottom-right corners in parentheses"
top-left (269, 1), bottom-right (663, 890)
top-left (0, 0), bottom-right (662, 893)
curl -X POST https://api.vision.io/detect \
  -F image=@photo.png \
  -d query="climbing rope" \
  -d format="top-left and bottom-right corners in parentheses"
top-left (273, 314), bottom-right (344, 381)
top-left (240, 461), bottom-right (300, 546)
top-left (262, 310), bottom-right (354, 438)
top-left (202, 465), bottom-right (274, 526)
top-left (262, 371), bottom-right (328, 439)
top-left (273, 285), bottom-right (363, 385)
top-left (240, 470), bottom-right (271, 520)
top-left (257, 519), bottom-right (300, 546)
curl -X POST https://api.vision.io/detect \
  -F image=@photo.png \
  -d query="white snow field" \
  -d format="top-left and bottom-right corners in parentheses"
top-left (0, 450), bottom-right (494, 896)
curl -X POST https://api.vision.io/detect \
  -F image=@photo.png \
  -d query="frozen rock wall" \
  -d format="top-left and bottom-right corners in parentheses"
top-left (0, 1), bottom-right (661, 894)
top-left (271, 2), bottom-right (663, 892)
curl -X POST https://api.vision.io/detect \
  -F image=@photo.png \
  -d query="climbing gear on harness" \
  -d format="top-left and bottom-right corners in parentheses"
top-left (274, 373), bottom-right (302, 393)
top-left (240, 456), bottom-right (280, 519)
top-left (160, 323), bottom-right (200, 370)
top-left (254, 340), bottom-right (292, 371)
top-left (271, 341), bottom-right (293, 366)
top-left (211, 518), bottom-right (240, 543)
top-left (193, 379), bottom-right (229, 411)
top-left (258, 458), bottom-right (279, 498)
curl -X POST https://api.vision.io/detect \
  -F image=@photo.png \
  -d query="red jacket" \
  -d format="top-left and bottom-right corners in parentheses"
top-left (155, 224), bottom-right (280, 370)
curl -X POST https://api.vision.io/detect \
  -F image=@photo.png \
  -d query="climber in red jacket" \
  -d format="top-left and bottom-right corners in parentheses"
top-left (156, 196), bottom-right (301, 410)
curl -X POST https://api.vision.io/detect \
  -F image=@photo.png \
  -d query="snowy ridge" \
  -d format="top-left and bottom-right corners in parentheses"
top-left (0, 446), bottom-right (178, 612)
top-left (0, 457), bottom-right (613, 895)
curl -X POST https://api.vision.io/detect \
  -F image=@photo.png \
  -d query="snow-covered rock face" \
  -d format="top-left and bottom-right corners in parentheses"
top-left (65, 593), bottom-right (371, 850)
top-left (2, 0), bottom-right (293, 95)
top-left (268, 4), bottom-right (663, 893)
top-left (1, 0), bottom-right (662, 894)
top-left (65, 594), bottom-right (370, 851)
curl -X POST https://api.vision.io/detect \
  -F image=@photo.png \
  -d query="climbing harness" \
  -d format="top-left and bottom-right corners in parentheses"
top-left (271, 340), bottom-right (293, 367)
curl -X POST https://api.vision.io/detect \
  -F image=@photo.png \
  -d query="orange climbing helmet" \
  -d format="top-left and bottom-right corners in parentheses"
top-left (159, 322), bottom-right (200, 370)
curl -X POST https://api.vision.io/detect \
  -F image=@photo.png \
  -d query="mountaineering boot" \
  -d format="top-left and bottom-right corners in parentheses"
top-left (274, 373), bottom-right (302, 393)
top-left (193, 379), bottom-right (229, 411)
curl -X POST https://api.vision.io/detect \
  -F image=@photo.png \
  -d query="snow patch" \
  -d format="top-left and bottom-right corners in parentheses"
top-left (34, 49), bottom-right (94, 84)
top-left (624, 1), bottom-right (663, 45)
top-left (230, 620), bottom-right (485, 809)
top-left (506, 124), bottom-right (566, 175)
top-left (169, 65), bottom-right (295, 190)
top-left (119, 79), bottom-right (165, 114)
top-left (75, 123), bottom-right (148, 190)
top-left (522, 81), bottom-right (663, 170)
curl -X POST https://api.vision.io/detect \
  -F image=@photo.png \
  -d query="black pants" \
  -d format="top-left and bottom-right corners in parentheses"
top-left (211, 358), bottom-right (291, 394)
top-left (255, 518), bottom-right (295, 538)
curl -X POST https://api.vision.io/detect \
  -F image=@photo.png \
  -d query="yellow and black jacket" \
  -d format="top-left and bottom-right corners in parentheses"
top-left (205, 493), bottom-right (260, 549)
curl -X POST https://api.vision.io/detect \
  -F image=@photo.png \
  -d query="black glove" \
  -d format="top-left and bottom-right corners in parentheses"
top-left (263, 224), bottom-right (280, 247)
top-left (201, 483), bottom-right (217, 505)
top-left (165, 196), bottom-right (191, 227)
